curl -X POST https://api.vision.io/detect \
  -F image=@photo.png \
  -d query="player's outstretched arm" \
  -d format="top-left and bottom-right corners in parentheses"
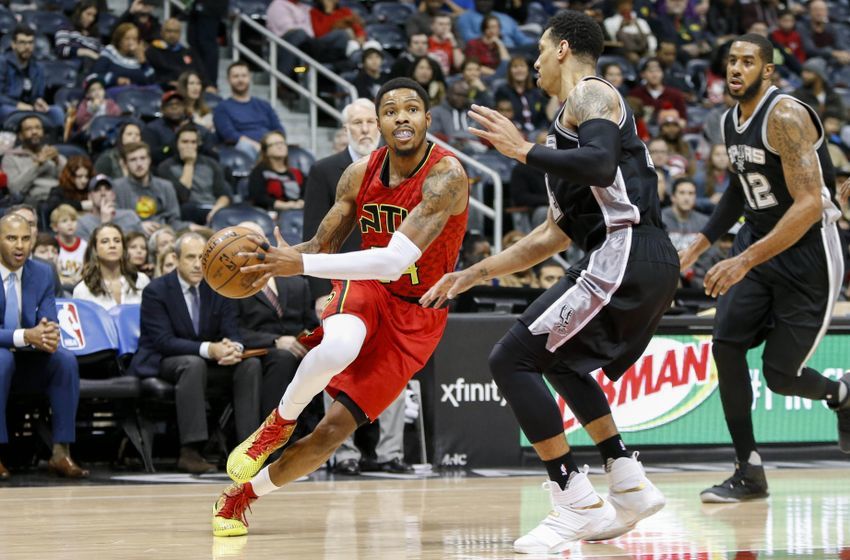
top-left (292, 160), bottom-right (364, 255)
top-left (420, 209), bottom-right (571, 308)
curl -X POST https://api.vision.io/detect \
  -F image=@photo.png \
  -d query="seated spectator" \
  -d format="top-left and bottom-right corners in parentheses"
top-left (55, 1), bottom-right (103, 65)
top-left (628, 58), bottom-right (687, 123)
top-left (459, 59), bottom-right (493, 106)
top-left (537, 259), bottom-right (566, 290)
top-left (33, 232), bottom-right (59, 264)
top-left (74, 78), bottom-right (122, 135)
top-left (458, 231), bottom-right (491, 270)
top-left (496, 56), bottom-right (552, 134)
top-left (771, 10), bottom-right (805, 64)
top-left (625, 95), bottom-right (651, 141)
top-left (463, 15), bottom-right (511, 77)
top-left (0, 214), bottom-right (87, 480)
top-left (749, 21), bottom-right (804, 82)
top-left (352, 41), bottom-right (387, 101)
top-left (130, 232), bottom-right (262, 474)
top-left (76, 174), bottom-right (145, 240)
top-left (703, 89), bottom-right (735, 145)
top-left (3, 116), bottom-right (66, 206)
top-left (430, 81), bottom-right (485, 152)
top-left (154, 245), bottom-right (177, 277)
top-left (792, 58), bottom-right (844, 120)
top-left (390, 33), bottom-right (432, 79)
top-left (157, 124), bottom-right (231, 225)
top-left (497, 230), bottom-right (539, 288)
top-left (247, 131), bottom-right (305, 212)
top-left (94, 122), bottom-right (143, 178)
top-left (143, 91), bottom-right (215, 165)
top-left (657, 108), bottom-right (694, 174)
top-left (178, 71), bottom-right (214, 132)
top-left (650, 0), bottom-right (711, 60)
top-left (456, 0), bottom-right (535, 50)
top-left (648, 136), bottom-right (674, 191)
top-left (46, 156), bottom-right (95, 217)
top-left (91, 23), bottom-right (156, 88)
top-left (213, 62), bottom-right (285, 160)
top-left (408, 0), bottom-right (464, 37)
top-left (310, 0), bottom-right (366, 49)
top-left (147, 18), bottom-right (207, 89)
top-left (411, 56), bottom-right (447, 107)
top-left (798, 0), bottom-right (850, 66)
top-left (0, 26), bottom-right (64, 128)
top-left (125, 230), bottom-right (153, 276)
top-left (51, 204), bottom-right (87, 287)
top-left (428, 13), bottom-right (464, 76)
top-left (148, 226), bottom-right (176, 262)
top-left (118, 0), bottom-right (160, 44)
top-left (656, 40), bottom-right (694, 98)
top-left (694, 143), bottom-right (730, 207)
top-left (233, 221), bottom-right (319, 415)
top-left (494, 98), bottom-right (522, 133)
top-left (73, 223), bottom-right (150, 309)
top-left (604, 0), bottom-right (656, 64)
top-left (113, 142), bottom-right (194, 235)
top-left (602, 63), bottom-right (630, 96)
top-left (508, 130), bottom-right (549, 231)
top-left (265, 0), bottom-right (351, 78)
top-left (662, 177), bottom-right (709, 252)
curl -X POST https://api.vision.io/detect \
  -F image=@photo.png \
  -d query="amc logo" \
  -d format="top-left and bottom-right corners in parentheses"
top-left (57, 302), bottom-right (86, 350)
top-left (440, 453), bottom-right (467, 466)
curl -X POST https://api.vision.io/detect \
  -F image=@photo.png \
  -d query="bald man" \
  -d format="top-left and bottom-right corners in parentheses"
top-left (0, 215), bottom-right (86, 479)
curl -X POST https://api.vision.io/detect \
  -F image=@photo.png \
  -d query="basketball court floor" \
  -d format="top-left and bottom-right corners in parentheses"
top-left (0, 465), bottom-right (847, 559)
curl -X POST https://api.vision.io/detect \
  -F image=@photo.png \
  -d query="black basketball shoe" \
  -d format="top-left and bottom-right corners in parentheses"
top-left (700, 462), bottom-right (769, 503)
top-left (828, 371), bottom-right (850, 453)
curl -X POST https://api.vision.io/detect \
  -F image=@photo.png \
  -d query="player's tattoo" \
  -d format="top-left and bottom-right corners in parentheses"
top-left (567, 80), bottom-right (621, 127)
top-left (295, 162), bottom-right (360, 255)
top-left (767, 100), bottom-right (821, 200)
top-left (405, 157), bottom-right (468, 246)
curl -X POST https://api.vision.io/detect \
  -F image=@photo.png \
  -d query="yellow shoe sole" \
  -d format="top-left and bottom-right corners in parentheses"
top-left (212, 505), bottom-right (248, 537)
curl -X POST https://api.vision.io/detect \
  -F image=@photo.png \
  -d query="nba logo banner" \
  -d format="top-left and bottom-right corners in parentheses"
top-left (57, 302), bottom-right (86, 350)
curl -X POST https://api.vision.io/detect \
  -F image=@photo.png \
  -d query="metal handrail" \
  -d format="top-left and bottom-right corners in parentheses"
top-left (163, 0), bottom-right (502, 251)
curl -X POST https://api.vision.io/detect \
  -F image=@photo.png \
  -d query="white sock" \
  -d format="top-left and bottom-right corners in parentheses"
top-left (277, 314), bottom-right (367, 421)
top-left (747, 451), bottom-right (762, 466)
top-left (249, 466), bottom-right (279, 497)
top-left (839, 380), bottom-right (848, 403)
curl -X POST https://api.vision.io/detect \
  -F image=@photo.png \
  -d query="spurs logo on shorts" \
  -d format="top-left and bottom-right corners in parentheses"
top-left (554, 305), bottom-right (574, 335)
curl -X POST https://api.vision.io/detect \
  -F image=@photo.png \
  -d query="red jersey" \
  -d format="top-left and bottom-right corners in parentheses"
top-left (355, 143), bottom-right (468, 298)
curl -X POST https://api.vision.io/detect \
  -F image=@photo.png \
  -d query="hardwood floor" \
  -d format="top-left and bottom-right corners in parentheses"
top-left (0, 468), bottom-right (847, 559)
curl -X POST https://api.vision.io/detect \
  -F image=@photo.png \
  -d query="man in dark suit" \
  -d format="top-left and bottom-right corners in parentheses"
top-left (0, 214), bottom-right (86, 479)
top-left (235, 222), bottom-right (319, 415)
top-left (131, 232), bottom-right (262, 474)
top-left (301, 99), bottom-right (412, 475)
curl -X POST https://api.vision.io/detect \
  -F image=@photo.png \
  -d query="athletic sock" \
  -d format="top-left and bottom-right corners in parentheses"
top-left (824, 379), bottom-right (847, 408)
top-left (543, 451), bottom-right (579, 490)
top-left (596, 434), bottom-right (630, 464)
top-left (746, 450), bottom-right (762, 466)
top-left (249, 466), bottom-right (279, 497)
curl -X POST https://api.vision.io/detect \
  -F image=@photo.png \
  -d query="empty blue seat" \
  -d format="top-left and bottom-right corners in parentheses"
top-left (371, 2), bottom-right (416, 23)
top-left (21, 10), bottom-right (71, 37)
top-left (210, 204), bottom-right (276, 239)
top-left (54, 143), bottom-right (89, 158)
top-left (218, 146), bottom-right (255, 178)
top-left (287, 145), bottom-right (316, 177)
top-left (365, 23), bottom-right (407, 53)
top-left (115, 88), bottom-right (163, 121)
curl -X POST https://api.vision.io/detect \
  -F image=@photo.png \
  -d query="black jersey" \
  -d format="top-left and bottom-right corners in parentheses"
top-left (722, 86), bottom-right (840, 244)
top-left (544, 76), bottom-right (663, 252)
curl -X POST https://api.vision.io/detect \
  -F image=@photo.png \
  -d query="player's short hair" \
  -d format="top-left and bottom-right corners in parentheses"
top-left (733, 33), bottom-right (774, 65)
top-left (545, 9), bottom-right (604, 64)
top-left (375, 78), bottom-right (430, 112)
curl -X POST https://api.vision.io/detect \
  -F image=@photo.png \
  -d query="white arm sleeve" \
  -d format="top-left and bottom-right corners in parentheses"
top-left (302, 231), bottom-right (423, 281)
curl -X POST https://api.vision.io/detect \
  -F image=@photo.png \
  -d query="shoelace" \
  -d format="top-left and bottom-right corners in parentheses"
top-left (246, 420), bottom-right (291, 460)
top-left (218, 486), bottom-right (255, 526)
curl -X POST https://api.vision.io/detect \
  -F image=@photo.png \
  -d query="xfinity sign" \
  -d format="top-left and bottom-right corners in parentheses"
top-left (440, 378), bottom-right (508, 407)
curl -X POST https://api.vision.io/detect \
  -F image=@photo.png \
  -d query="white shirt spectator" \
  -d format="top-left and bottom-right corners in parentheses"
top-left (73, 272), bottom-right (150, 310)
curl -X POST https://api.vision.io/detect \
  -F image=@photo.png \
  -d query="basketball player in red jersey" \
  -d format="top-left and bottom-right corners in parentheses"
top-left (212, 78), bottom-right (469, 537)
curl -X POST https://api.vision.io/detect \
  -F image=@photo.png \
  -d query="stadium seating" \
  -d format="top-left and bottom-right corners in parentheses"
top-left (114, 88), bottom-right (163, 122)
top-left (287, 145), bottom-right (316, 177)
top-left (210, 204), bottom-right (276, 238)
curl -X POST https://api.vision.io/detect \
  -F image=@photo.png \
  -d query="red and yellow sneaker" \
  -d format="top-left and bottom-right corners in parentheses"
top-left (212, 482), bottom-right (256, 537)
top-left (227, 408), bottom-right (296, 483)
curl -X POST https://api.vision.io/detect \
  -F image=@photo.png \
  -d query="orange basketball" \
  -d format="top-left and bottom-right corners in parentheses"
top-left (202, 226), bottom-right (268, 299)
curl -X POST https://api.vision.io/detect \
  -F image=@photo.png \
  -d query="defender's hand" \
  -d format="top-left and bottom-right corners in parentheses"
top-left (703, 256), bottom-right (750, 298)
top-left (467, 104), bottom-right (533, 162)
top-left (419, 270), bottom-right (479, 309)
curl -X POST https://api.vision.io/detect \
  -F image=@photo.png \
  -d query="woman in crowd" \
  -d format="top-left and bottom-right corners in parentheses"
top-left (125, 230), bottom-right (153, 275)
top-left (247, 131), bottom-right (305, 212)
top-left (73, 223), bottom-right (150, 310)
top-left (55, 1), bottom-right (103, 64)
top-left (94, 121), bottom-right (142, 177)
top-left (178, 70), bottom-right (214, 131)
top-left (154, 246), bottom-right (177, 278)
top-left (74, 78), bottom-right (122, 135)
top-left (147, 226), bottom-right (176, 265)
top-left (46, 156), bottom-right (95, 216)
top-left (495, 56), bottom-right (552, 134)
top-left (694, 143), bottom-right (730, 209)
top-left (410, 56), bottom-right (446, 107)
top-left (91, 23), bottom-right (156, 88)
top-left (463, 15), bottom-right (510, 77)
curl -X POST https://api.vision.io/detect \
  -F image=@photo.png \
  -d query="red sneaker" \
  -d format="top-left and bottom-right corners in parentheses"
top-left (226, 408), bottom-right (296, 483)
top-left (212, 482), bottom-right (257, 537)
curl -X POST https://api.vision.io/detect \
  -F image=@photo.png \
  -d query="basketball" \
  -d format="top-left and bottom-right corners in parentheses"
top-left (202, 226), bottom-right (268, 299)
